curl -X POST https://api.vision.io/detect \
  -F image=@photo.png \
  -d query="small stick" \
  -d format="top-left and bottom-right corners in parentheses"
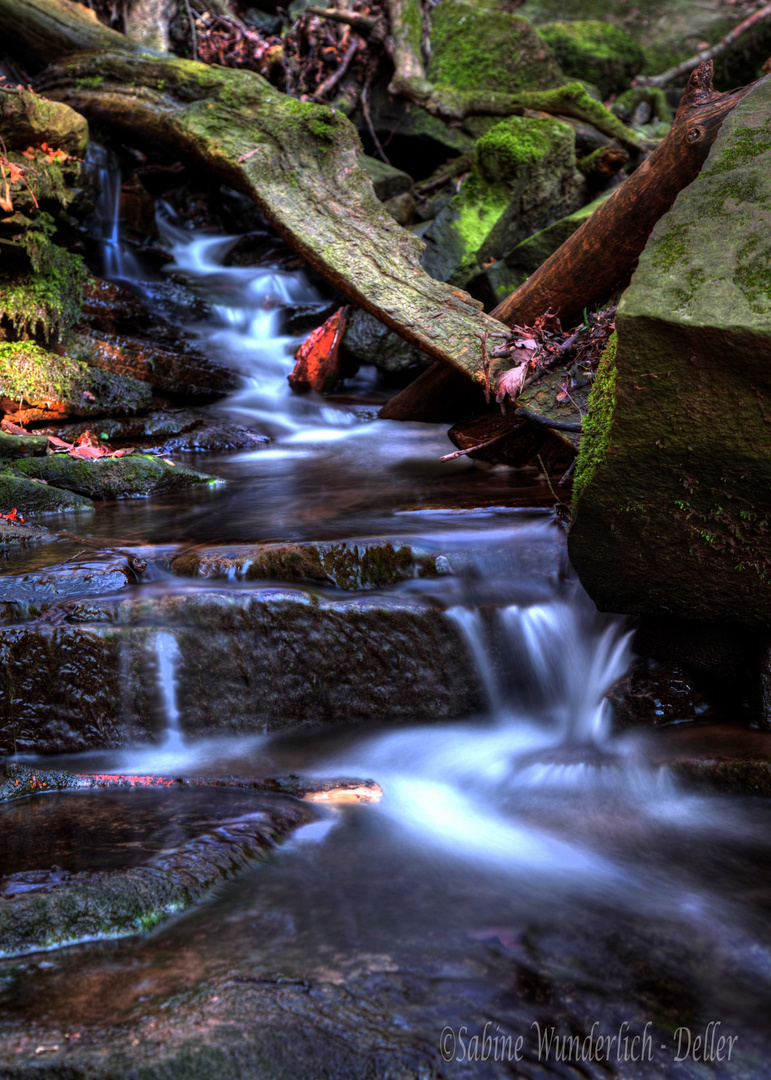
top-left (184, 0), bottom-right (198, 62)
top-left (314, 36), bottom-right (359, 100)
top-left (518, 407), bottom-right (582, 433)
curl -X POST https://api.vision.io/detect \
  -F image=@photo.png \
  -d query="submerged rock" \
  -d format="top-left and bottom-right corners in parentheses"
top-left (169, 539), bottom-right (438, 589)
top-left (569, 77), bottom-right (771, 628)
top-left (0, 781), bottom-right (314, 957)
top-left (48, 410), bottom-right (269, 455)
top-left (0, 341), bottom-right (152, 425)
top-left (13, 454), bottom-right (220, 501)
top-left (607, 658), bottom-right (711, 730)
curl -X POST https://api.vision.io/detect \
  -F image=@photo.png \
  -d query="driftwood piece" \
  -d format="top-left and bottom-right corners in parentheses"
top-left (383, 62), bottom-right (759, 424)
top-left (0, 0), bottom-right (511, 391)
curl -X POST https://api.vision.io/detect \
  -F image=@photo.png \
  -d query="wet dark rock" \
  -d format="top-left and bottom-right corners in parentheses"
top-left (0, 560), bottom-right (134, 622)
top-left (342, 309), bottom-right (433, 376)
top-left (607, 658), bottom-right (711, 730)
top-left (280, 300), bottom-right (339, 337)
top-left (0, 783), bottom-right (314, 957)
top-left (169, 539), bottom-right (438, 589)
top-left (47, 410), bottom-right (269, 455)
top-left (0, 518), bottom-right (54, 546)
top-left (13, 454), bottom-right (220, 501)
top-left (0, 589), bottom-right (485, 753)
top-left (69, 330), bottom-right (239, 400)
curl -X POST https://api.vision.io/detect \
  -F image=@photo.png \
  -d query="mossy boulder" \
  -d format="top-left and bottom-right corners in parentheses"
top-left (0, 430), bottom-right (48, 459)
top-left (0, 87), bottom-right (88, 156)
top-left (0, 342), bottom-right (152, 424)
top-left (468, 188), bottom-right (614, 306)
top-left (429, 0), bottom-right (564, 95)
top-left (569, 77), bottom-right (771, 628)
top-left (0, 467), bottom-right (94, 514)
top-left (538, 21), bottom-right (645, 98)
top-left (13, 454), bottom-right (219, 501)
top-left (421, 116), bottom-right (584, 286)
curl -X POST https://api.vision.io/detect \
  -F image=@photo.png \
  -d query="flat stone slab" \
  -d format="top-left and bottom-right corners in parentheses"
top-left (0, 586), bottom-right (485, 753)
top-left (0, 776), bottom-right (316, 957)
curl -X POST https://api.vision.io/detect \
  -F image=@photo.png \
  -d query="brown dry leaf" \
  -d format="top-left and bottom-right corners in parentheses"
top-left (495, 364), bottom-right (528, 404)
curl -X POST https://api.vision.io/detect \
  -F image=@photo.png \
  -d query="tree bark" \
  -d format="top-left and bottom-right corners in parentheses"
top-left (0, 0), bottom-right (512, 392)
top-left (383, 62), bottom-right (760, 423)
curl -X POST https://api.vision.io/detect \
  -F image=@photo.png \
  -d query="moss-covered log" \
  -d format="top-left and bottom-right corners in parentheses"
top-left (0, 0), bottom-right (514, 391)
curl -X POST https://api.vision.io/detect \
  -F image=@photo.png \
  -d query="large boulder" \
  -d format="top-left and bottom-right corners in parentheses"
top-left (421, 116), bottom-right (585, 286)
top-left (569, 77), bottom-right (771, 629)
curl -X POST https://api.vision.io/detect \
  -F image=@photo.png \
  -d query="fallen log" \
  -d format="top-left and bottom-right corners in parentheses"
top-left (383, 62), bottom-right (760, 424)
top-left (0, 0), bottom-right (510, 392)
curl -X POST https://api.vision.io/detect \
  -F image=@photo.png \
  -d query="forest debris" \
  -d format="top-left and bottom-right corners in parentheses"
top-left (289, 306), bottom-right (351, 394)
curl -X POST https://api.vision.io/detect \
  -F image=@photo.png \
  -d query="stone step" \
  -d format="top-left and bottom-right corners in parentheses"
top-left (0, 587), bottom-right (486, 754)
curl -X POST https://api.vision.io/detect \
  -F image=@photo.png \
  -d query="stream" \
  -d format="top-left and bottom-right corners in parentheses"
top-left (1, 176), bottom-right (771, 1077)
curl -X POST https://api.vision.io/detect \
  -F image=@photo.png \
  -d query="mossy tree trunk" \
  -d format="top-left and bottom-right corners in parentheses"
top-left (0, 0), bottom-right (512, 391)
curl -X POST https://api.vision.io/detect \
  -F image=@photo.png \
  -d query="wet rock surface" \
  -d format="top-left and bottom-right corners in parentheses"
top-left (169, 538), bottom-right (438, 589)
top-left (0, 784), bottom-right (315, 956)
top-left (607, 658), bottom-right (712, 730)
top-left (0, 588), bottom-right (485, 754)
top-left (44, 410), bottom-right (269, 456)
top-left (13, 455), bottom-right (219, 501)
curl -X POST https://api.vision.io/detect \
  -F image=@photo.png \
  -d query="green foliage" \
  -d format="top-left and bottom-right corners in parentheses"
top-left (1, 213), bottom-right (90, 343)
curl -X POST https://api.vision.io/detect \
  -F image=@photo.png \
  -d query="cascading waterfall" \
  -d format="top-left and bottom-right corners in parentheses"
top-left (88, 146), bottom-right (142, 282)
top-left (154, 631), bottom-right (184, 751)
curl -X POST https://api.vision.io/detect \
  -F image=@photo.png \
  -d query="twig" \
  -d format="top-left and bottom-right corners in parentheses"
top-left (440, 421), bottom-right (525, 462)
top-left (314, 35), bottom-right (359, 100)
top-left (184, 0), bottom-right (198, 62)
top-left (307, 7), bottom-right (379, 37)
top-left (636, 2), bottom-right (771, 87)
top-left (559, 458), bottom-right (577, 487)
top-left (361, 75), bottom-right (390, 164)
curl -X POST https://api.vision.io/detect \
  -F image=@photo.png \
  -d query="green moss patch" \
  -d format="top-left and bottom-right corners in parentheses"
top-left (572, 332), bottom-right (617, 505)
top-left (538, 21), bottom-right (645, 98)
top-left (14, 454), bottom-right (219, 501)
top-left (429, 0), bottom-right (564, 95)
